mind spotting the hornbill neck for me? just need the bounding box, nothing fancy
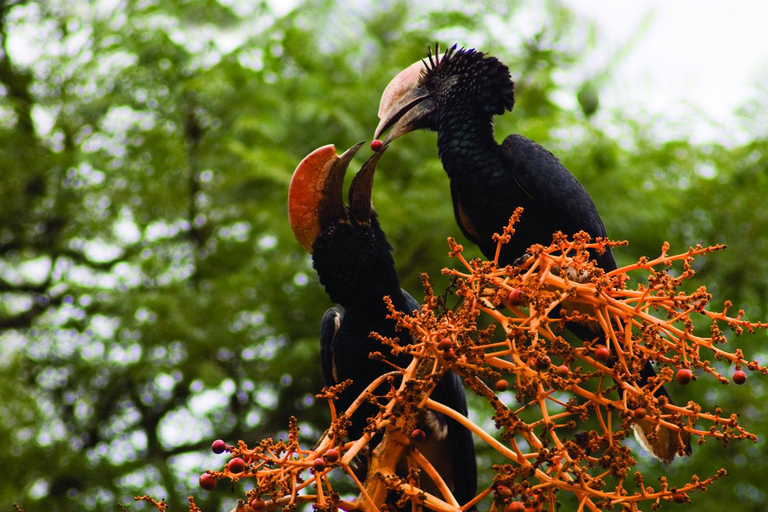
[311,217,408,313]
[436,104,502,179]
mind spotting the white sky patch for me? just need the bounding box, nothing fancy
[564,0,768,144]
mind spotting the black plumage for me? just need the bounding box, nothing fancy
[288,143,477,505]
[375,45,690,463]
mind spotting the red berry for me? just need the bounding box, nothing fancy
[325,448,340,463]
[508,289,525,303]
[370,139,383,152]
[507,502,525,512]
[633,407,647,421]
[672,492,686,503]
[536,355,551,371]
[312,457,327,472]
[555,364,569,377]
[227,457,246,474]
[437,338,453,351]
[733,370,747,385]
[199,472,217,491]
[410,428,426,442]
[442,348,457,362]
[211,439,227,454]
[496,485,512,498]
[594,347,610,363]
[249,498,266,511]
[495,379,509,392]
[676,368,693,385]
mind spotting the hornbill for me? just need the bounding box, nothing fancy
[374,45,690,463]
[288,142,477,505]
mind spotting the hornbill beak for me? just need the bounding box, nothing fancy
[288,142,387,253]
[348,144,387,225]
[374,58,436,145]
[288,142,364,253]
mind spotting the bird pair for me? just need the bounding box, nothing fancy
[289,44,691,509]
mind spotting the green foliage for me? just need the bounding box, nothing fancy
[0,0,766,510]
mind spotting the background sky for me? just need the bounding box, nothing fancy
[565,0,768,144]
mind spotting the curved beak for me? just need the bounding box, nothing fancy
[288,142,364,253]
[348,144,387,225]
[374,59,436,145]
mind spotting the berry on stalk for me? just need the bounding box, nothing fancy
[211,439,227,454]
[594,347,610,363]
[249,498,266,511]
[495,379,509,392]
[312,457,327,472]
[676,368,693,385]
[227,457,246,474]
[442,348,457,362]
[437,338,453,350]
[325,448,340,463]
[410,428,426,442]
[199,472,217,491]
[733,369,747,385]
[508,289,525,303]
[370,139,383,152]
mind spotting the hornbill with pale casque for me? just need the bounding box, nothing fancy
[374,45,690,463]
[288,142,477,505]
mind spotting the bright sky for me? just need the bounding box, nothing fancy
[564,0,768,144]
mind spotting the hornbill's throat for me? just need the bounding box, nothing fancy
[374,56,441,145]
[288,142,385,253]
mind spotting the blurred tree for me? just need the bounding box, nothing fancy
[0,0,765,510]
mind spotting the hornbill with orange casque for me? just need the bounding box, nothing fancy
[373,45,690,463]
[288,142,477,505]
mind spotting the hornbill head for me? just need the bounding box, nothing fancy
[374,44,516,144]
[288,143,395,304]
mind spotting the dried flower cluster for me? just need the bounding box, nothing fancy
[183,212,766,512]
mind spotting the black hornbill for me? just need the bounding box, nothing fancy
[288,142,477,505]
[374,45,690,463]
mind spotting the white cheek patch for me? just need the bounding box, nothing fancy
[423,410,449,441]
[332,313,341,383]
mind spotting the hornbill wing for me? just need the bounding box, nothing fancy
[502,137,691,462]
[500,134,617,270]
[320,306,343,387]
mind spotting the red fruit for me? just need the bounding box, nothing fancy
[495,379,509,392]
[211,439,227,454]
[633,407,647,421]
[437,338,453,351]
[555,365,569,377]
[536,355,551,371]
[199,472,217,491]
[325,448,340,463]
[672,492,686,503]
[508,289,525,303]
[507,502,525,512]
[733,370,747,385]
[442,348,457,362]
[496,485,513,498]
[312,457,327,472]
[676,368,693,385]
[227,457,246,474]
[370,139,383,152]
[594,347,610,363]
[249,498,266,511]
[410,428,426,442]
